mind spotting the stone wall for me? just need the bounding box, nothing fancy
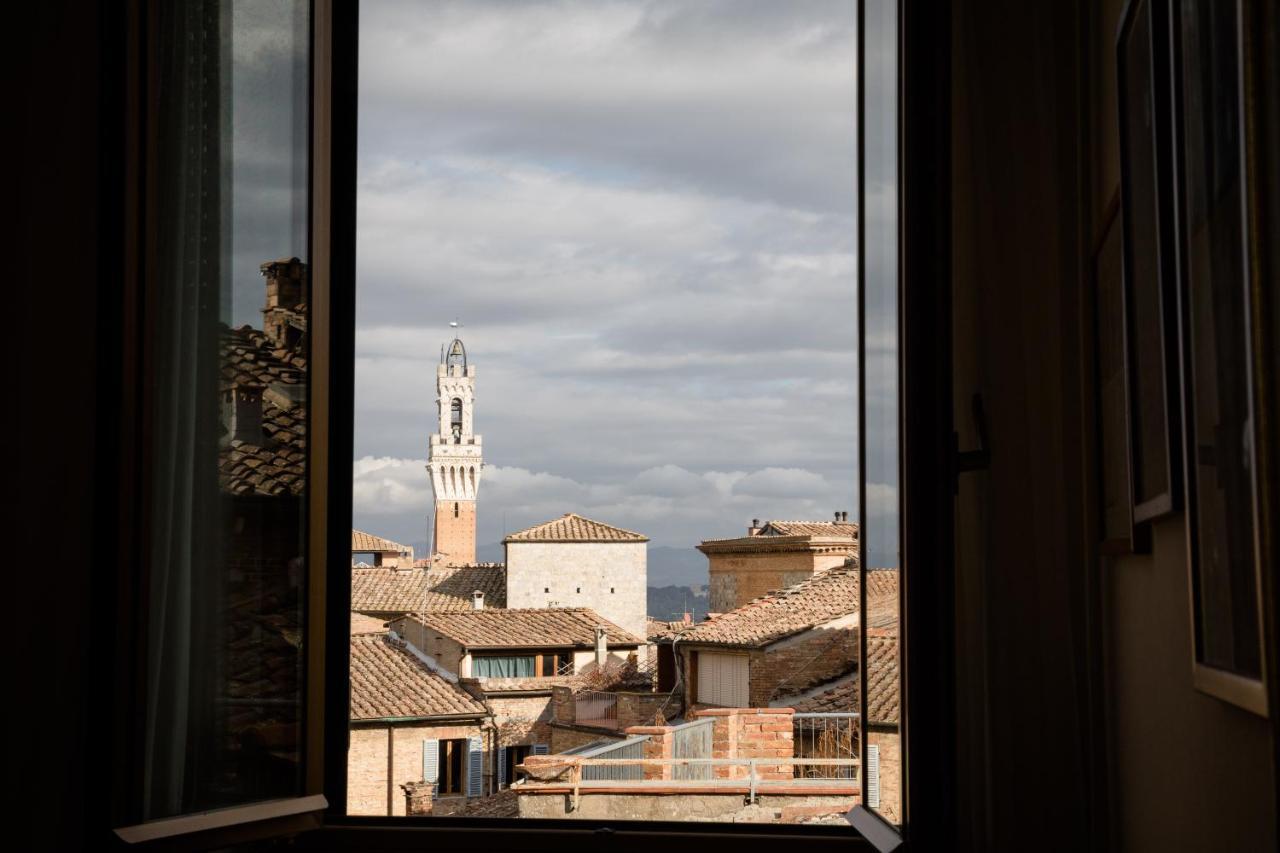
[347,721,486,816]
[517,792,858,823]
[706,549,851,613]
[868,729,901,824]
[505,540,647,640]
[487,693,555,748]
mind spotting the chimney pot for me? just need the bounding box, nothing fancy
[471,590,485,610]
[222,384,265,446]
[594,626,608,668]
[834,511,841,522]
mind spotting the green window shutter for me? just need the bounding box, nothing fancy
[467,735,484,797]
[498,746,508,789]
[423,739,439,784]
[866,743,881,809]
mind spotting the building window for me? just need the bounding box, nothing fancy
[695,652,749,707]
[503,745,532,788]
[454,501,459,518]
[451,397,463,442]
[472,655,536,678]
[437,738,467,796]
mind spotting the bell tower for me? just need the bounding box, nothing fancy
[428,336,482,565]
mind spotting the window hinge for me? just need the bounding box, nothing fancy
[953,392,990,494]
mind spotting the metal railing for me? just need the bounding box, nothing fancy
[670,718,714,780]
[520,757,860,811]
[561,735,650,781]
[791,712,859,779]
[574,690,619,725]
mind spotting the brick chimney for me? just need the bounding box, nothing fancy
[748,518,761,536]
[221,384,265,446]
[594,626,608,668]
[260,257,308,348]
[400,780,434,816]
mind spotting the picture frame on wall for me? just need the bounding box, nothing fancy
[1093,191,1149,556]
[1116,0,1183,526]
[1171,0,1268,716]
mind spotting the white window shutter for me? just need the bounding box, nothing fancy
[423,739,439,784]
[866,743,881,809]
[497,746,508,789]
[532,743,549,755]
[467,735,484,797]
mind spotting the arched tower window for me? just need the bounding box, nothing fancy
[451,397,463,443]
[454,502,459,518]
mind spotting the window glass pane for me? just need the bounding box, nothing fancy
[1176,0,1261,678]
[859,0,902,826]
[351,0,859,823]
[473,656,536,678]
[144,0,310,820]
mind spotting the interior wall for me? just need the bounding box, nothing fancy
[951,1,1277,852]
[1087,2,1277,851]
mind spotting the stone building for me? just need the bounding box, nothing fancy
[503,513,649,640]
[428,337,483,566]
[347,629,491,817]
[388,607,645,789]
[697,516,859,613]
[675,563,897,711]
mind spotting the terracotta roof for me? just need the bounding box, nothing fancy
[349,634,489,722]
[351,529,411,553]
[351,564,507,614]
[790,634,900,726]
[224,585,302,739]
[756,520,858,538]
[219,325,307,497]
[680,566,899,648]
[350,612,389,635]
[405,608,644,649]
[646,617,693,641]
[504,513,648,543]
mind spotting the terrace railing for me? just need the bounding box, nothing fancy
[574,690,619,727]
[669,718,714,780]
[791,712,859,779]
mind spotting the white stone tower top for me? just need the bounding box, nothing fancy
[429,337,482,500]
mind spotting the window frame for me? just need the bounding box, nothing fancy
[107,0,336,845]
[315,0,957,849]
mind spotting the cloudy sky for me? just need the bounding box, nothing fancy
[347,0,874,554]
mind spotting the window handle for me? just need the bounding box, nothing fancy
[953,392,990,494]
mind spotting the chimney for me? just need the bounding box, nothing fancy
[834,511,841,523]
[472,590,485,610]
[842,511,849,523]
[400,780,434,816]
[681,611,692,625]
[221,384,265,446]
[594,626,608,669]
[260,257,308,347]
[748,518,761,536]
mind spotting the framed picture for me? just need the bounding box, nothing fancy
[1093,191,1149,555]
[1116,0,1183,525]
[1171,0,1268,716]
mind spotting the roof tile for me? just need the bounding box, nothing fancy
[504,513,648,543]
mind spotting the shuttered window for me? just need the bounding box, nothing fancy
[696,652,749,707]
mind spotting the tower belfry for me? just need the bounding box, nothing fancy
[428,335,482,565]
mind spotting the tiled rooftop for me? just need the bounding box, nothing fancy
[350,612,389,635]
[755,520,859,538]
[219,325,307,497]
[349,634,488,722]
[405,608,644,649]
[503,513,649,543]
[680,565,898,648]
[351,529,411,554]
[351,564,507,614]
[790,633,900,726]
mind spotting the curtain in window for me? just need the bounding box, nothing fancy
[472,655,536,678]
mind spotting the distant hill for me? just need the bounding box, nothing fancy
[646,545,707,587]
[647,585,709,622]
